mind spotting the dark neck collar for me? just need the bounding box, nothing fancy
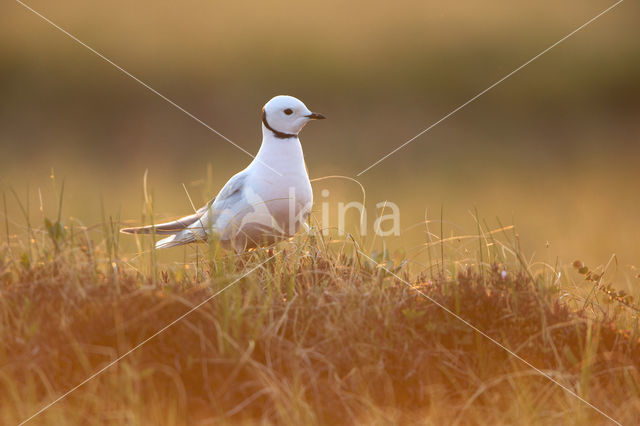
[262,110,297,139]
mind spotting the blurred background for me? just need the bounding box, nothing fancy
[1,0,639,274]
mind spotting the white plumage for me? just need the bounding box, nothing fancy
[121,95,324,251]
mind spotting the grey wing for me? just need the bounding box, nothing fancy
[212,170,248,209]
[122,171,248,247]
[190,170,248,232]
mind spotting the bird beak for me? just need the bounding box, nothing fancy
[305,112,326,120]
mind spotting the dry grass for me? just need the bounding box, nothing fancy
[3,1,640,423]
[1,203,640,425]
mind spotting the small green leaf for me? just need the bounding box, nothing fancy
[402,308,426,320]
[20,252,30,269]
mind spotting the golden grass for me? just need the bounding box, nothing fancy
[3,2,640,423]
[1,200,640,425]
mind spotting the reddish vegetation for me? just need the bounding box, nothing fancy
[2,246,639,424]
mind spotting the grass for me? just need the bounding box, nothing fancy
[1,189,640,425]
[3,1,639,423]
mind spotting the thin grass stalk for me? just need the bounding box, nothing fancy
[3,192,9,247]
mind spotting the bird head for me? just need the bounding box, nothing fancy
[262,95,325,138]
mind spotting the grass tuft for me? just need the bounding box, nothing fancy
[1,203,639,425]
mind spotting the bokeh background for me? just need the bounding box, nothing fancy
[2,1,639,275]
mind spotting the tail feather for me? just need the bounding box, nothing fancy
[155,231,201,249]
[120,210,205,235]
[121,208,209,249]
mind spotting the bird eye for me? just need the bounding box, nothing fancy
[284,108,293,115]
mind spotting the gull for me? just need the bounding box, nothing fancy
[121,95,325,251]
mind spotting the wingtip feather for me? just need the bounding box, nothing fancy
[155,234,178,249]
